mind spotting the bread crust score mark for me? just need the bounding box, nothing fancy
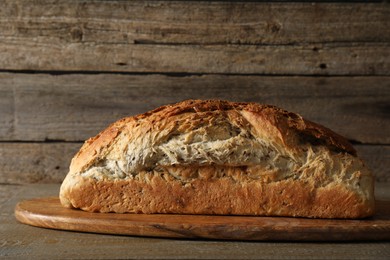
[60,100,375,218]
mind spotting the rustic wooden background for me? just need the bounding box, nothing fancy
[0,0,389,186]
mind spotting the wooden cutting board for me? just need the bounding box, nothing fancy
[15,197,390,241]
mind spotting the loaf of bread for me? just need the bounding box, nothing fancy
[60,100,375,218]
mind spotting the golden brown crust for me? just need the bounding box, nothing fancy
[60,99,374,219]
[70,100,356,175]
[61,167,374,218]
[69,118,129,174]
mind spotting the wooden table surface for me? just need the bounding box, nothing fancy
[1,183,389,259]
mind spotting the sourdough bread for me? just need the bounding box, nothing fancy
[60,100,375,218]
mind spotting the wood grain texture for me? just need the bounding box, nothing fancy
[355,145,390,183]
[0,143,388,184]
[0,1,388,74]
[14,197,390,241]
[1,40,388,75]
[0,142,80,184]
[0,73,388,143]
[2,184,389,259]
[1,1,388,45]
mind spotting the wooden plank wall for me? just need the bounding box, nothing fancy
[0,0,389,184]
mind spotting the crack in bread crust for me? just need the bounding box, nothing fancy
[60,99,374,218]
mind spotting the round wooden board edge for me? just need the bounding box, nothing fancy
[14,197,390,241]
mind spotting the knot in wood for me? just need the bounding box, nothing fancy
[70,27,83,42]
[266,21,282,33]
